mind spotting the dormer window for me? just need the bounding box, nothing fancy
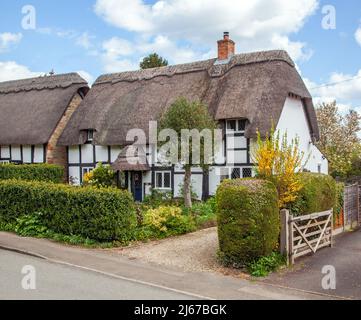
[87,129,94,142]
[226,119,246,133]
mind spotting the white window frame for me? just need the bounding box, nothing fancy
[226,119,246,133]
[220,167,253,180]
[155,171,172,190]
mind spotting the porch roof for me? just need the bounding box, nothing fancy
[111,146,150,172]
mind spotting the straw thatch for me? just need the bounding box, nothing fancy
[58,50,318,146]
[0,73,88,145]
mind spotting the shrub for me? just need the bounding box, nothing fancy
[253,129,306,209]
[83,162,115,188]
[143,188,173,208]
[288,173,337,216]
[14,212,48,237]
[142,206,196,238]
[188,197,217,228]
[0,163,63,183]
[0,179,136,241]
[216,178,280,266]
[247,252,286,277]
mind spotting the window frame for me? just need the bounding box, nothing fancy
[155,171,172,190]
[87,130,94,142]
[226,119,247,133]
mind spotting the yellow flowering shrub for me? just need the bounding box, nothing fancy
[143,206,195,237]
[253,129,307,209]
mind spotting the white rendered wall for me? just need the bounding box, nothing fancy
[68,146,80,164]
[33,145,44,163]
[276,97,328,174]
[11,146,21,161]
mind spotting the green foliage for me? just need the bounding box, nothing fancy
[140,53,168,69]
[247,252,286,277]
[189,197,217,228]
[334,182,344,218]
[83,162,115,188]
[0,163,64,183]
[216,179,280,266]
[0,179,137,241]
[288,173,337,216]
[143,188,174,208]
[15,212,48,237]
[142,206,196,238]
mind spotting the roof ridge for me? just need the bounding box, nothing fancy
[0,72,88,94]
[94,49,294,85]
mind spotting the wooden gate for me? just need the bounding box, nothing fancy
[280,209,333,265]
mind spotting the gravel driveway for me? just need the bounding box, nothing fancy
[115,227,247,277]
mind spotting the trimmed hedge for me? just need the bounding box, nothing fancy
[216,178,280,266]
[0,179,137,241]
[288,173,337,216]
[0,164,64,183]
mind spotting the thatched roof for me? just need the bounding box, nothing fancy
[58,50,319,146]
[0,73,89,145]
[111,145,150,171]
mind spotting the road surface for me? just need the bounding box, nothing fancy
[0,249,199,300]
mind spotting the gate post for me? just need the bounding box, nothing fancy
[280,209,290,265]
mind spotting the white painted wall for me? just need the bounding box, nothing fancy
[22,145,32,163]
[276,97,328,174]
[81,144,93,164]
[95,146,108,163]
[69,146,80,164]
[11,146,21,161]
[33,145,44,163]
[0,146,10,159]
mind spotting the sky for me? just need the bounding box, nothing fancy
[0,0,360,113]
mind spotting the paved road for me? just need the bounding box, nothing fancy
[264,228,361,299]
[0,250,198,300]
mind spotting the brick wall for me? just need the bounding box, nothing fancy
[46,93,83,181]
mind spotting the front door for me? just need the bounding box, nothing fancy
[132,172,143,202]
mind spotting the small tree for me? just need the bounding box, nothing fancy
[253,128,307,209]
[158,97,218,208]
[140,53,168,69]
[316,101,361,177]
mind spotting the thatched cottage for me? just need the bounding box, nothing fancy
[58,33,327,201]
[0,73,89,174]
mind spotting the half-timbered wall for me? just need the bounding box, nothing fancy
[0,145,46,164]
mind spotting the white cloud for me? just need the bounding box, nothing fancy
[0,33,22,53]
[0,61,42,82]
[95,0,318,65]
[76,32,95,50]
[304,70,361,113]
[355,27,361,46]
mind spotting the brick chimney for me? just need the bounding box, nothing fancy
[217,32,235,61]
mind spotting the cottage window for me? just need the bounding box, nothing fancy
[155,171,171,189]
[226,119,246,133]
[87,130,94,142]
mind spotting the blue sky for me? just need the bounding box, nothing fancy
[0,0,360,111]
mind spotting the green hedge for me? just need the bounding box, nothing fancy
[0,163,64,183]
[0,179,137,241]
[288,173,337,216]
[216,179,280,266]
